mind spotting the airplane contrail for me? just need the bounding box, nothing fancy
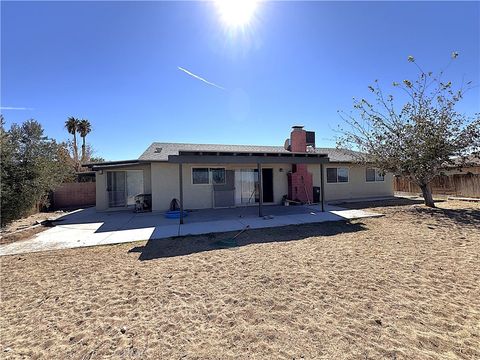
[177,66,225,90]
[0,106,33,110]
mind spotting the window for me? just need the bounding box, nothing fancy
[326,167,349,183]
[192,168,226,185]
[376,171,385,182]
[211,168,226,185]
[192,168,210,184]
[366,168,376,182]
[366,168,385,182]
[327,168,337,183]
[338,168,349,183]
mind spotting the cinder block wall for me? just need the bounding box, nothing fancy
[53,182,96,209]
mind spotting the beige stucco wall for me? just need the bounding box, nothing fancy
[95,161,394,211]
[150,162,291,211]
[95,164,151,211]
[308,163,394,201]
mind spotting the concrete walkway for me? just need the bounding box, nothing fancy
[0,205,382,256]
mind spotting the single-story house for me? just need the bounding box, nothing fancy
[87,126,393,216]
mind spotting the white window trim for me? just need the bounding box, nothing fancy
[191,167,211,185]
[191,167,226,185]
[366,168,385,182]
[210,167,227,185]
[326,166,349,184]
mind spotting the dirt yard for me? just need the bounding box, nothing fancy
[1,199,479,359]
[0,211,68,245]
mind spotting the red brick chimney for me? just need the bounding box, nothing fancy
[287,126,313,203]
[290,125,307,152]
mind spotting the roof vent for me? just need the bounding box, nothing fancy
[154,147,163,153]
[284,138,291,151]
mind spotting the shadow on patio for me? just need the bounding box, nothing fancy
[129,220,367,260]
[49,204,351,237]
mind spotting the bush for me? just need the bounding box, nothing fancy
[1,118,75,226]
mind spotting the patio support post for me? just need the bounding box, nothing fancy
[179,163,184,225]
[320,163,325,212]
[257,162,263,217]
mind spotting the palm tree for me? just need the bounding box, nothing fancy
[77,119,92,162]
[65,116,80,168]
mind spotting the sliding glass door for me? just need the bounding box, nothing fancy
[107,171,126,207]
[107,170,144,208]
[235,169,259,205]
[234,168,274,205]
[126,171,144,205]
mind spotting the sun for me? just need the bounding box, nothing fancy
[215,0,259,28]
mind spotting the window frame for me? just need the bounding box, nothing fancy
[106,170,144,208]
[375,171,385,182]
[191,167,226,185]
[366,167,385,182]
[210,167,226,185]
[366,168,376,182]
[192,168,210,185]
[326,167,349,184]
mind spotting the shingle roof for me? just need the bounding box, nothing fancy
[315,147,362,163]
[139,142,360,163]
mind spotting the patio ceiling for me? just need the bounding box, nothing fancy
[168,150,330,164]
[172,151,329,224]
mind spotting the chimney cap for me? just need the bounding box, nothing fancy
[292,125,304,130]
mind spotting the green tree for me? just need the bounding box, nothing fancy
[1,118,75,226]
[337,53,479,207]
[77,119,92,163]
[89,156,105,163]
[65,116,80,170]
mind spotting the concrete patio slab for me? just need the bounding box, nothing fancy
[330,209,384,219]
[150,224,181,239]
[0,204,382,256]
[179,219,245,237]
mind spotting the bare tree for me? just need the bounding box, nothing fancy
[337,53,479,207]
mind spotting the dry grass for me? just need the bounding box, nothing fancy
[1,200,479,359]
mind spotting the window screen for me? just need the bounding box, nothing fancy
[211,168,226,185]
[326,168,337,183]
[366,168,385,182]
[375,171,385,181]
[366,168,376,182]
[192,168,209,184]
[338,168,349,182]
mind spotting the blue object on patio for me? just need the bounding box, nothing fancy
[164,210,188,219]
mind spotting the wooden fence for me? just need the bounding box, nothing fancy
[394,172,480,198]
[52,182,96,209]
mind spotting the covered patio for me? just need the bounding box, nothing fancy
[168,149,331,224]
[0,204,382,256]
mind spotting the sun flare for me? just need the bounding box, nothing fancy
[215,0,259,28]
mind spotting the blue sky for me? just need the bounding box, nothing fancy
[2,1,479,161]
